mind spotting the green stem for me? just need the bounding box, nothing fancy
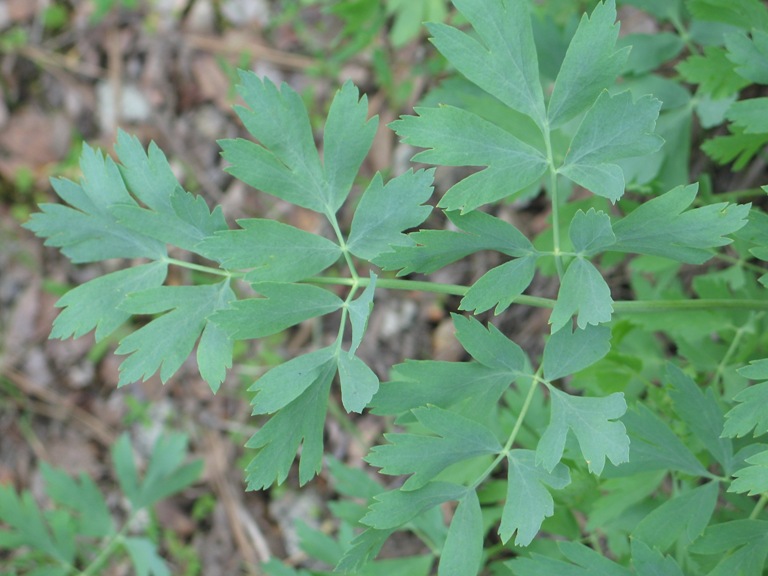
[750,493,768,519]
[163,257,241,278]
[80,519,133,575]
[326,209,360,282]
[471,368,544,491]
[543,122,564,279]
[305,276,768,313]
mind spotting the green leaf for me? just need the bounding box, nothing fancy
[371,360,512,417]
[702,128,768,170]
[611,184,751,264]
[439,490,484,576]
[337,352,379,413]
[559,91,663,202]
[23,144,166,263]
[689,520,768,576]
[391,106,547,212]
[220,74,374,213]
[508,540,631,576]
[724,359,768,438]
[619,404,710,477]
[676,46,750,99]
[335,528,393,574]
[459,255,537,315]
[666,364,734,473]
[549,258,614,333]
[50,261,167,342]
[323,81,379,210]
[347,170,434,261]
[123,537,170,576]
[619,32,684,76]
[547,0,629,128]
[376,209,534,275]
[725,98,768,134]
[542,324,612,381]
[361,482,467,530]
[115,281,235,386]
[197,219,341,282]
[426,0,546,128]
[453,314,529,375]
[500,449,570,546]
[630,540,684,576]
[632,482,719,551]
[688,0,768,30]
[249,347,337,414]
[348,273,376,355]
[40,464,113,538]
[366,405,501,490]
[245,360,335,489]
[211,282,343,340]
[569,208,616,255]
[730,449,768,495]
[726,30,768,83]
[537,388,629,474]
[112,433,201,511]
[0,485,75,564]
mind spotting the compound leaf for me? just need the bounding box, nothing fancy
[439,490,484,576]
[24,144,166,263]
[426,0,546,128]
[730,449,768,496]
[500,449,571,546]
[197,219,341,283]
[547,0,629,128]
[630,541,684,576]
[50,261,167,342]
[337,352,379,413]
[543,324,612,381]
[612,184,750,264]
[348,169,434,261]
[361,482,467,530]
[123,537,171,576]
[559,91,663,202]
[211,282,343,340]
[366,405,501,490]
[724,359,768,438]
[550,258,614,333]
[688,0,768,30]
[392,106,547,212]
[245,360,336,489]
[537,388,629,474]
[460,254,537,315]
[666,364,734,473]
[569,208,616,255]
[115,281,235,387]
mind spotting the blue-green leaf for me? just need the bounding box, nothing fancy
[537,388,629,474]
[550,258,614,333]
[439,490,484,576]
[500,449,570,546]
[459,255,537,315]
[361,482,467,530]
[348,170,434,261]
[197,219,341,282]
[337,352,379,413]
[542,324,612,381]
[559,91,663,202]
[211,283,343,340]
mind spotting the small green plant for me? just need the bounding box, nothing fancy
[0,433,201,575]
[20,0,768,573]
